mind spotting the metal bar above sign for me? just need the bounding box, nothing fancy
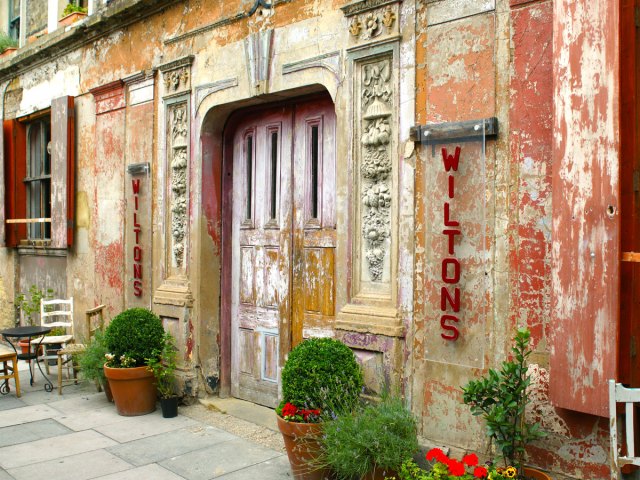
[410,117,498,145]
[127,162,150,176]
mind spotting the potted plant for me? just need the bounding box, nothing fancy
[0,32,17,58]
[461,328,549,480]
[319,395,418,479]
[146,332,179,418]
[276,337,363,480]
[14,285,55,356]
[77,330,112,402]
[103,308,164,416]
[59,2,88,27]
[398,449,528,480]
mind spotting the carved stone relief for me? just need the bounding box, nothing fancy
[168,103,189,269]
[164,67,190,92]
[158,55,194,97]
[343,1,400,44]
[360,59,392,281]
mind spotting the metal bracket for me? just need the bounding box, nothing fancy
[126,162,150,176]
[409,117,498,145]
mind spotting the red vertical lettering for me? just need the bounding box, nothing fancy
[442,258,460,284]
[444,203,459,226]
[442,146,461,172]
[448,175,454,199]
[133,280,142,297]
[132,179,140,194]
[134,246,142,262]
[135,195,139,211]
[440,287,461,312]
[440,315,459,341]
[133,213,141,228]
[133,263,142,280]
[442,229,461,255]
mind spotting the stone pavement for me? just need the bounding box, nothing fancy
[0,359,291,480]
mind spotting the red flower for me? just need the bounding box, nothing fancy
[462,453,479,467]
[281,402,298,418]
[473,466,488,478]
[426,448,447,463]
[300,409,321,421]
[447,458,466,476]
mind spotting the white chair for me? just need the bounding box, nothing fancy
[32,298,74,376]
[609,380,640,479]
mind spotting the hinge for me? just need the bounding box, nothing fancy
[634,169,640,192]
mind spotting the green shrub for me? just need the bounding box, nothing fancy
[146,332,178,398]
[62,3,88,16]
[0,32,17,54]
[278,337,363,416]
[78,330,108,383]
[103,308,164,368]
[320,396,418,479]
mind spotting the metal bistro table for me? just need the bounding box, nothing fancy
[1,326,53,392]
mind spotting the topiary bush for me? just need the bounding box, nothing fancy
[278,337,363,418]
[103,308,164,368]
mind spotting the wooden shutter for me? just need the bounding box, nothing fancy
[3,119,27,247]
[549,0,620,417]
[51,96,75,248]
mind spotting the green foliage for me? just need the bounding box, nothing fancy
[320,396,418,479]
[0,31,17,54]
[62,3,88,16]
[15,285,54,326]
[46,326,67,336]
[395,459,431,480]
[78,330,108,384]
[278,337,363,415]
[103,308,164,368]
[146,333,178,398]
[461,328,545,474]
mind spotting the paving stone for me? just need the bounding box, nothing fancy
[96,463,187,479]
[216,455,291,479]
[47,391,112,414]
[55,404,126,431]
[159,437,283,480]
[0,418,71,447]
[0,429,117,469]
[95,410,198,443]
[108,424,237,466]
[0,395,27,411]
[0,404,59,428]
[6,449,133,480]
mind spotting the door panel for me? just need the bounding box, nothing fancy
[230,97,335,407]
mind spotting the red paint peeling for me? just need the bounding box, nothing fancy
[95,242,124,290]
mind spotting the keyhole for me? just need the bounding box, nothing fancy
[606,205,616,218]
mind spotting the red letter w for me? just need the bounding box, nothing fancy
[442,146,461,172]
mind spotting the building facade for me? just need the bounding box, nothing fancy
[0,0,633,478]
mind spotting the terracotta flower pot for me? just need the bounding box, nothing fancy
[362,468,398,480]
[103,365,157,416]
[523,466,551,480]
[276,415,332,480]
[58,11,87,27]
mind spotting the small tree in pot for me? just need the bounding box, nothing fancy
[276,337,363,480]
[103,308,164,416]
[146,332,179,418]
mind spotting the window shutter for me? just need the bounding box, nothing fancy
[3,119,27,247]
[51,96,75,248]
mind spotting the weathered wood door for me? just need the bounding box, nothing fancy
[229,97,336,407]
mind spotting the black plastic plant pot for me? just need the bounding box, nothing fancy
[160,396,178,418]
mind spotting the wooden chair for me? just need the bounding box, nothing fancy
[57,304,106,394]
[32,298,74,377]
[609,380,640,479]
[0,344,20,397]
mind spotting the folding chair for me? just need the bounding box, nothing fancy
[609,380,640,479]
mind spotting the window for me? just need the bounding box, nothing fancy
[1,96,75,248]
[8,0,20,42]
[26,118,51,240]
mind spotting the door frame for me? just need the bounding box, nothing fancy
[219,92,334,400]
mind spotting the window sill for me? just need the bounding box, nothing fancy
[17,243,67,257]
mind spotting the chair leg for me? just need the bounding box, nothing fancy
[57,354,63,395]
[11,357,20,398]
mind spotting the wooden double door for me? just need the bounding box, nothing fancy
[228,97,336,407]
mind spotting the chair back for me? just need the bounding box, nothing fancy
[609,380,640,478]
[40,298,74,336]
[85,304,105,340]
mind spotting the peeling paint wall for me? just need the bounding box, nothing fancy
[0,0,627,477]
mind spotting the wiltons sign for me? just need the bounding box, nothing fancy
[440,146,462,341]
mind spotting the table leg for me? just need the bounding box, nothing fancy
[32,339,53,392]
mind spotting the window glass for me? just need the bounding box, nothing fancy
[26,118,51,240]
